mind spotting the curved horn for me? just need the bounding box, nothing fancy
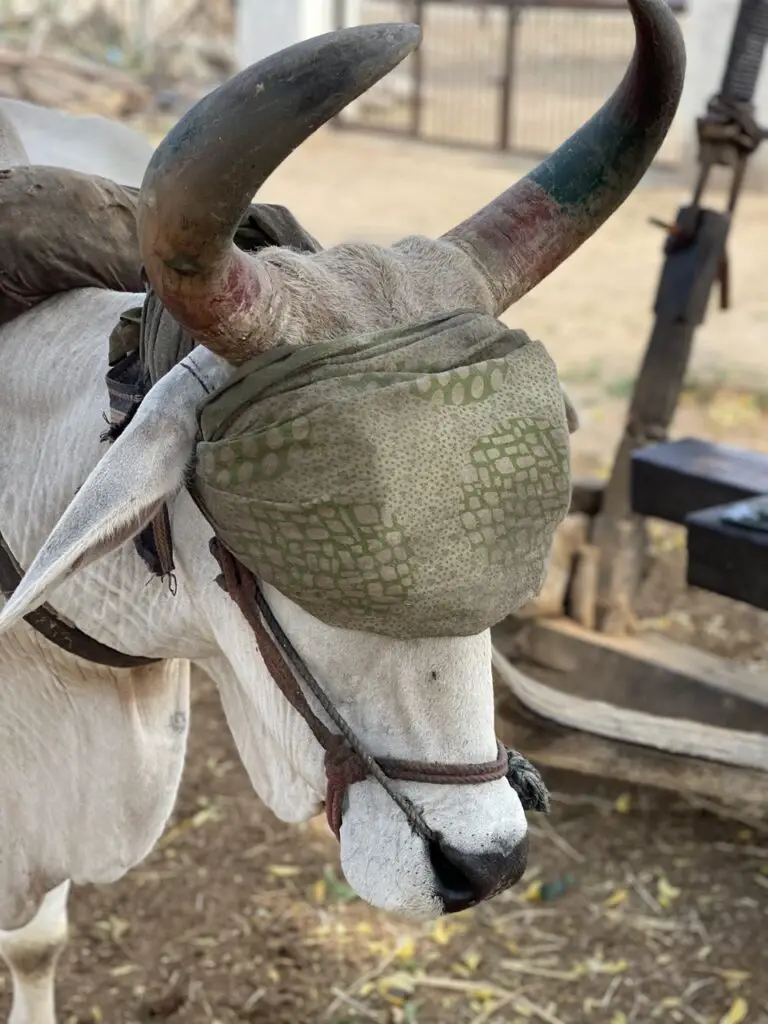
[137,24,421,362]
[443,0,685,315]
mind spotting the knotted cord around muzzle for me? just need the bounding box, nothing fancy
[210,539,550,843]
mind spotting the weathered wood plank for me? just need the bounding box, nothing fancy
[494,682,768,816]
[492,643,768,771]
[491,616,768,733]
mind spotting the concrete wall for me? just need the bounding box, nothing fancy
[676,0,768,189]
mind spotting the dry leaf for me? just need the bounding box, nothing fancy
[610,1014,627,1024]
[656,875,681,909]
[462,952,482,973]
[395,936,417,962]
[378,972,416,1006]
[267,864,301,878]
[428,918,465,945]
[109,964,138,978]
[591,957,628,976]
[190,805,221,828]
[716,969,751,991]
[523,880,542,902]
[719,996,748,1024]
[606,888,629,908]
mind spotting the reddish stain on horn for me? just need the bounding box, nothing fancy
[444,0,686,315]
[137,24,422,362]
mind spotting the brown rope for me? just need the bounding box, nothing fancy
[210,539,547,841]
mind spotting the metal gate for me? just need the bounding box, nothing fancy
[333,0,687,165]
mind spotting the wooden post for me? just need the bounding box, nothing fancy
[591,209,732,635]
[499,4,519,151]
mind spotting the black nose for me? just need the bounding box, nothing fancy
[429,834,529,913]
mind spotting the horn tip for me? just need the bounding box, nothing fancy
[355,20,422,57]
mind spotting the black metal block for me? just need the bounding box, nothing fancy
[687,496,768,611]
[631,437,768,524]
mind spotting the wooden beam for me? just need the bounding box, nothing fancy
[590,209,732,633]
[631,437,768,524]
[494,683,768,816]
[687,496,768,610]
[492,616,768,735]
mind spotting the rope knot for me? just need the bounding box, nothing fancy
[506,750,550,813]
[324,735,371,840]
[325,735,370,789]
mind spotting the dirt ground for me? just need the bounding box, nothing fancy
[25,657,768,1024]
[5,125,768,1023]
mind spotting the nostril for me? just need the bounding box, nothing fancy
[429,835,530,914]
[428,840,477,913]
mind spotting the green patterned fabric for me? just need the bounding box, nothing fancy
[193,310,573,638]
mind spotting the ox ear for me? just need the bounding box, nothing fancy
[0,349,233,633]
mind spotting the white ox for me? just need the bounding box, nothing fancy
[0,9,684,1024]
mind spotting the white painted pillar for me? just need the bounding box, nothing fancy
[676,0,768,189]
[234,0,407,120]
[234,0,362,69]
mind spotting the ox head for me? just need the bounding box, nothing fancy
[0,9,685,917]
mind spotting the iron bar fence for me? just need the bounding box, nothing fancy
[333,0,688,166]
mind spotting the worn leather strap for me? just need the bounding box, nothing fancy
[0,529,161,669]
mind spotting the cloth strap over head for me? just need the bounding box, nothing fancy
[192,309,574,639]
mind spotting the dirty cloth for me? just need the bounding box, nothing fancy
[0,164,319,332]
[192,310,574,638]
